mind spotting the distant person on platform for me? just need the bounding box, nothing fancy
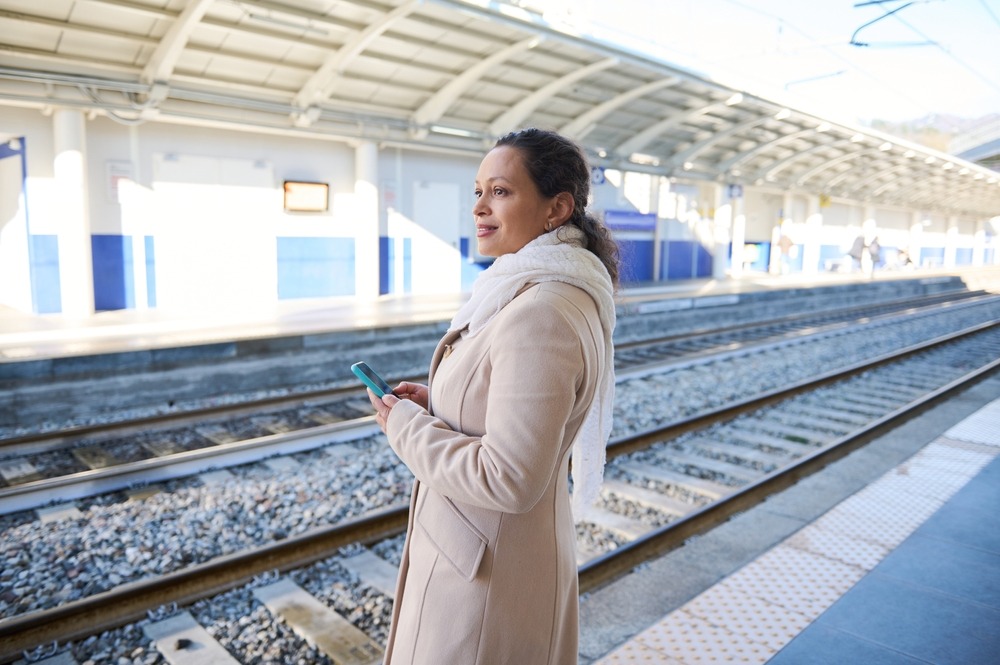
[897,247,914,269]
[366,127,620,664]
[778,220,795,275]
[848,220,881,276]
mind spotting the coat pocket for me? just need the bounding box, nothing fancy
[416,492,488,582]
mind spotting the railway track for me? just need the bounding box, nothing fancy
[581,321,1000,589]
[2,291,995,516]
[1,318,997,663]
[2,288,984,452]
[613,287,990,366]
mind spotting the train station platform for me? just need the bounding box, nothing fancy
[582,375,1000,664]
[2,267,998,365]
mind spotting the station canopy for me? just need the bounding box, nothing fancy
[1,0,999,219]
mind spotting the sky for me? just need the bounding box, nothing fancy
[528,0,1000,128]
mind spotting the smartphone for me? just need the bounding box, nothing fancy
[351,361,396,398]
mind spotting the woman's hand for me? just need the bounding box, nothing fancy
[366,389,398,433]
[366,382,428,433]
[392,381,429,409]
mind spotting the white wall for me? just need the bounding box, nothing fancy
[4,104,996,316]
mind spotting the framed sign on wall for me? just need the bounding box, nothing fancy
[283,180,329,213]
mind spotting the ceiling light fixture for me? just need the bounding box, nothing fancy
[429,125,478,138]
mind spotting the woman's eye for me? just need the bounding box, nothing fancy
[474,189,482,198]
[493,187,504,196]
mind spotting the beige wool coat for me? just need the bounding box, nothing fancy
[382,281,607,665]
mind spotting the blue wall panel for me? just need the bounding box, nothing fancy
[695,243,713,277]
[819,244,847,271]
[663,240,695,280]
[145,235,156,307]
[919,246,945,267]
[387,237,415,294]
[775,242,803,273]
[617,238,654,284]
[402,238,412,293]
[459,237,487,291]
[955,247,973,265]
[28,234,61,314]
[91,234,134,311]
[661,240,714,280]
[742,241,772,272]
[276,237,355,299]
[379,235,390,295]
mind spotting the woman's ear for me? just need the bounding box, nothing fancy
[548,192,575,228]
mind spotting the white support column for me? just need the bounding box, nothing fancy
[802,195,823,275]
[972,219,986,267]
[0,137,32,312]
[728,185,746,278]
[354,140,380,300]
[909,211,923,268]
[944,215,958,267]
[782,191,796,275]
[650,175,662,281]
[53,109,94,316]
[768,193,792,275]
[128,124,148,309]
[861,204,877,275]
[710,183,729,280]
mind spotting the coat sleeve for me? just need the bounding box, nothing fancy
[385,289,591,513]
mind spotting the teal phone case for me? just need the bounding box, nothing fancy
[351,361,393,397]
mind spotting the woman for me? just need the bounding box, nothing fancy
[367,128,619,664]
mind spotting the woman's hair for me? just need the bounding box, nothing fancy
[494,128,621,287]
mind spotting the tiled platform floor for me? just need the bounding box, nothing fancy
[596,398,1000,664]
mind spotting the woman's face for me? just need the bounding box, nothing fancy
[473,145,561,257]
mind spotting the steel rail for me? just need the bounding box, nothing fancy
[581,323,1000,592]
[4,291,989,456]
[0,506,409,663]
[606,319,999,458]
[612,287,990,351]
[0,418,382,515]
[0,381,393,453]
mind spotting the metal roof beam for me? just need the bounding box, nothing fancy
[292,0,420,113]
[613,102,716,158]
[715,127,820,175]
[885,174,999,215]
[824,155,896,190]
[850,161,923,197]
[412,36,541,138]
[141,0,214,86]
[488,57,619,136]
[795,146,878,187]
[667,113,772,170]
[560,76,679,140]
[755,138,851,183]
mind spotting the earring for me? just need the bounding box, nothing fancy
[545,222,553,232]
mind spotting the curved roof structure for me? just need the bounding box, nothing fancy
[1,0,998,218]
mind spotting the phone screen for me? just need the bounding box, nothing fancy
[351,362,395,398]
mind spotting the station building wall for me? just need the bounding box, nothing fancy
[3,109,500,314]
[1,107,996,315]
[378,148,481,295]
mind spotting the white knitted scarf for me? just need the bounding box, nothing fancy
[448,226,616,520]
